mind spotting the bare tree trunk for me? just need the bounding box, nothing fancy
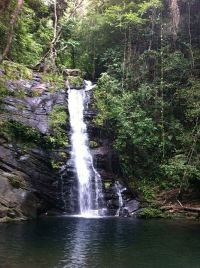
[149,9,156,50]
[0,0,24,63]
[160,11,165,160]
[188,1,194,69]
[122,29,127,91]
[170,0,180,41]
[47,0,58,72]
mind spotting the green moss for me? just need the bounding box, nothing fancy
[67,76,83,88]
[8,175,26,189]
[0,76,26,100]
[1,61,33,80]
[59,151,68,158]
[45,132,67,148]
[89,141,99,148]
[29,89,43,97]
[0,78,9,101]
[51,160,62,170]
[41,72,64,90]
[14,88,26,98]
[47,105,68,148]
[50,151,68,170]
[0,120,41,145]
[14,104,24,111]
[49,105,67,125]
[104,181,112,189]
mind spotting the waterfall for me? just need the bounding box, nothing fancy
[68,81,105,217]
[60,174,67,210]
[115,182,124,216]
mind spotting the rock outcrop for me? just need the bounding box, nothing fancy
[0,64,68,222]
[0,62,137,222]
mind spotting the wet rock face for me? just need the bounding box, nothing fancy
[0,170,39,222]
[2,76,66,134]
[103,181,139,216]
[119,199,140,217]
[0,139,62,212]
[0,72,68,222]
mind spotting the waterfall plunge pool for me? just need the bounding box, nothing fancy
[0,217,200,268]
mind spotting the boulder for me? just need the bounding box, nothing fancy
[30,83,47,96]
[66,76,84,89]
[0,70,70,222]
[0,171,39,222]
[125,199,140,214]
[63,69,81,77]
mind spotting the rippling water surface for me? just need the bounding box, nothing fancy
[0,217,200,268]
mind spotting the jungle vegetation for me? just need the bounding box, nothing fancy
[0,0,200,201]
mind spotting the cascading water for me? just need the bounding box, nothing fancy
[115,182,124,216]
[68,81,105,217]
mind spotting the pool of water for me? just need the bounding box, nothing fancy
[0,217,199,268]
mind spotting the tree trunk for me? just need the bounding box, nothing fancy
[0,0,24,63]
[0,0,11,13]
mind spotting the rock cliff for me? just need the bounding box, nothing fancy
[0,62,137,222]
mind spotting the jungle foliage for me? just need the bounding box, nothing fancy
[0,0,200,196]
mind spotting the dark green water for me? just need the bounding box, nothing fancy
[0,217,200,268]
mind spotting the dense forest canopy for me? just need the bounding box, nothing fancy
[0,0,200,202]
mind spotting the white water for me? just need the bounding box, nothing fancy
[60,174,67,211]
[68,81,104,217]
[115,182,124,216]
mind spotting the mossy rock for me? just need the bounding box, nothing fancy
[89,141,99,148]
[67,76,84,89]
[0,120,41,145]
[49,105,67,125]
[14,88,26,98]
[46,105,68,148]
[1,61,33,80]
[0,78,9,100]
[7,172,27,189]
[29,84,46,97]
[58,151,68,159]
[51,160,62,170]
[63,68,82,77]
[104,181,112,189]
[40,72,64,90]
[0,77,27,100]
[50,151,69,170]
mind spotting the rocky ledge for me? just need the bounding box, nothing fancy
[0,62,69,222]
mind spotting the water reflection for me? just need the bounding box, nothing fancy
[57,218,90,267]
[0,217,200,268]
[56,218,118,268]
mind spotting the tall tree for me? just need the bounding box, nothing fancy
[0,0,24,63]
